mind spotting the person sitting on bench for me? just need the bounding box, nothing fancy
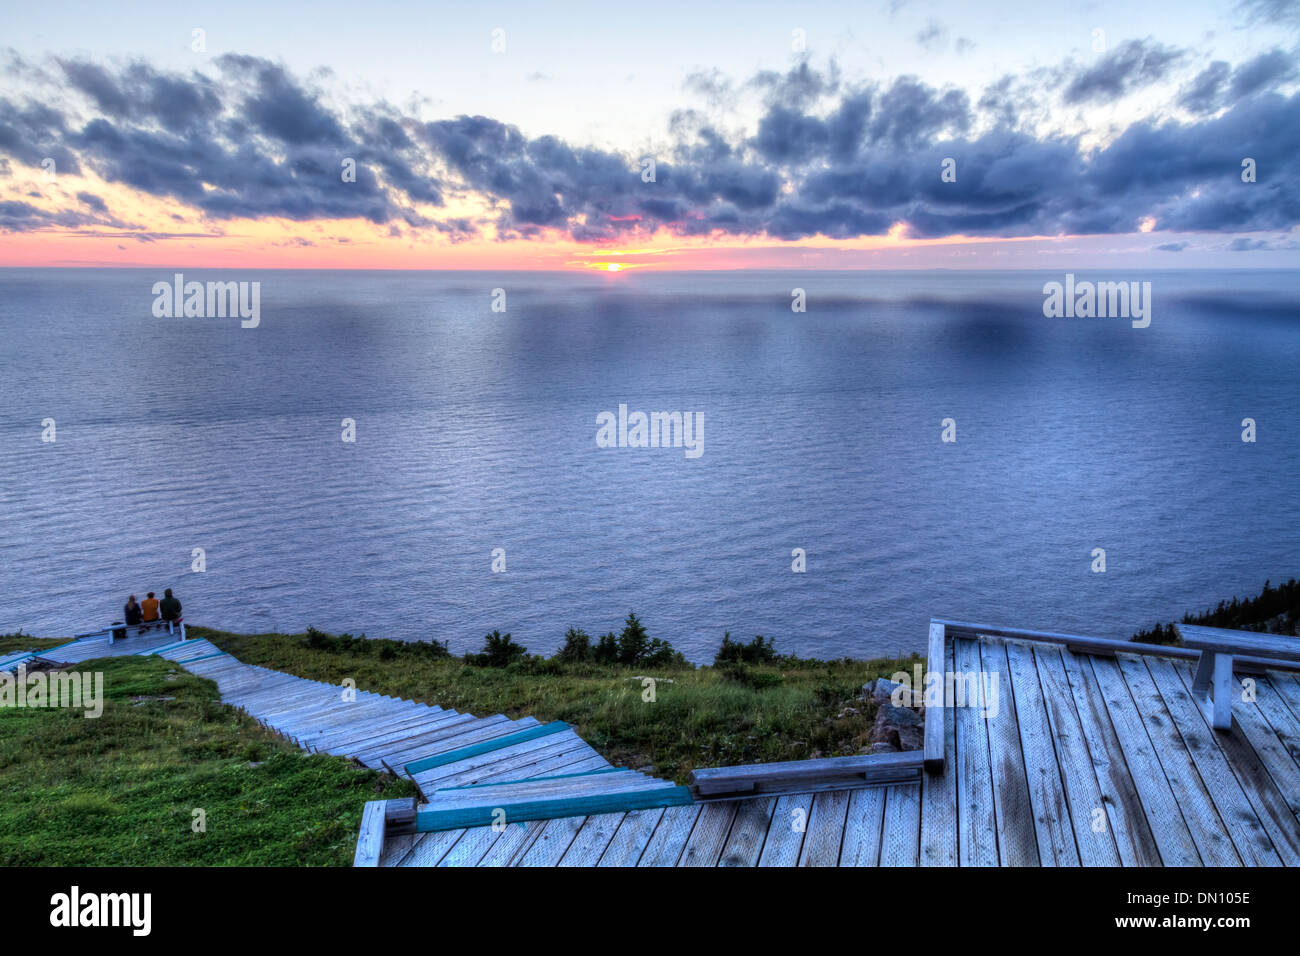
[124,595,142,632]
[159,588,182,629]
[140,592,160,631]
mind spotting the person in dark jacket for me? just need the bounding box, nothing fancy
[159,588,182,624]
[124,595,143,628]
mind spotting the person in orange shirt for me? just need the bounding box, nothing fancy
[140,592,160,631]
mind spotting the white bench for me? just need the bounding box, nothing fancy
[76,618,186,645]
[1176,623,1300,730]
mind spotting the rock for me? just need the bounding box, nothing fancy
[870,702,925,751]
[868,742,899,755]
[862,677,903,703]
[836,706,861,719]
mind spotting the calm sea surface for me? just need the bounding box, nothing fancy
[1,268,1297,662]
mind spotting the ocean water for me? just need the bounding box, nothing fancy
[0,268,1297,662]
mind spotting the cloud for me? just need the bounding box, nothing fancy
[1062,38,1185,104]
[1178,49,1298,113]
[1156,241,1188,251]
[0,52,1298,247]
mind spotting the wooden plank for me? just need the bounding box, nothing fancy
[378,830,416,867]
[679,801,738,866]
[1244,674,1300,813]
[436,826,503,867]
[1178,668,1300,862]
[394,829,462,867]
[689,750,920,798]
[717,798,777,867]
[839,787,887,866]
[798,789,851,866]
[478,820,545,866]
[405,721,570,774]
[756,793,812,866]
[1177,624,1300,661]
[1058,646,1162,866]
[879,783,922,866]
[1032,645,1122,865]
[352,800,386,866]
[597,808,667,866]
[557,813,628,867]
[1112,654,1241,865]
[920,635,959,866]
[636,805,702,867]
[412,732,590,788]
[1001,641,1077,866]
[952,637,998,865]
[413,786,694,832]
[924,620,946,772]
[1086,654,1201,866]
[1145,658,1284,865]
[514,815,586,866]
[979,641,1040,866]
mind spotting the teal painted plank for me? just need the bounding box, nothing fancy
[437,766,625,791]
[172,651,230,665]
[415,786,695,833]
[405,721,570,775]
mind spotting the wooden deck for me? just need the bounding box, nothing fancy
[25,625,1300,866]
[377,629,1300,866]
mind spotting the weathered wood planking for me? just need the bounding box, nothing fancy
[756,793,813,866]
[1086,654,1201,866]
[1031,645,1122,865]
[1058,646,1162,867]
[597,808,667,866]
[920,635,958,866]
[924,620,947,772]
[1113,655,1242,865]
[636,805,703,867]
[717,798,777,867]
[840,786,887,866]
[798,789,851,866]
[678,802,738,867]
[1152,659,1291,865]
[353,801,387,866]
[979,641,1039,866]
[953,637,999,865]
[879,784,921,866]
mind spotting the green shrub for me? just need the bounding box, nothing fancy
[466,630,527,668]
[714,632,779,665]
[557,628,592,663]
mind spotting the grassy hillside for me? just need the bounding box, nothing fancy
[0,655,412,866]
[196,625,919,781]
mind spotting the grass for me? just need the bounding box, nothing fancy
[195,625,920,781]
[0,632,69,655]
[0,654,413,866]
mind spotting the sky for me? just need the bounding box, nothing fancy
[1,0,1298,269]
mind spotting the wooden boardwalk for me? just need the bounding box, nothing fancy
[373,631,1300,866]
[24,625,1300,866]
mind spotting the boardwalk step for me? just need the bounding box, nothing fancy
[414,783,694,833]
[404,721,570,776]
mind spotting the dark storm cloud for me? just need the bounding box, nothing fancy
[0,51,1297,244]
[1062,38,1186,104]
[1178,49,1299,113]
